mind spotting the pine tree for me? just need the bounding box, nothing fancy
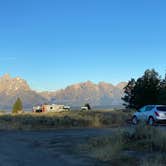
[122,69,161,109]
[158,73,166,104]
[12,98,23,113]
[122,78,136,108]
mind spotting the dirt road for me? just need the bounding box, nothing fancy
[0,128,114,166]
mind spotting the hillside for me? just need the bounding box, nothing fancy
[0,74,47,109]
[40,81,127,108]
[0,74,126,109]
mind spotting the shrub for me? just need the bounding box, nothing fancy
[125,123,166,152]
[12,98,23,114]
[80,123,166,163]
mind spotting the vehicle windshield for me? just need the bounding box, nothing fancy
[157,106,166,112]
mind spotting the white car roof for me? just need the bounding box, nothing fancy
[145,105,166,107]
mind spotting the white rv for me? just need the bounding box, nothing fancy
[33,104,71,113]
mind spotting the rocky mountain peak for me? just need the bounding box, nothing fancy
[1,73,11,80]
[0,74,47,109]
[40,81,127,107]
[99,82,114,88]
[0,74,30,93]
[116,82,127,89]
[84,80,94,85]
[0,74,127,109]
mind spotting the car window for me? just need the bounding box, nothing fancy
[139,107,146,112]
[157,106,166,112]
[145,106,154,111]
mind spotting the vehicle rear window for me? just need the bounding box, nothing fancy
[157,106,166,112]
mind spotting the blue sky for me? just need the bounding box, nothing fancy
[0,0,166,91]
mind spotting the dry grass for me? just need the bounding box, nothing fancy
[80,123,166,165]
[81,131,125,161]
[140,154,166,166]
[125,123,166,152]
[0,110,131,130]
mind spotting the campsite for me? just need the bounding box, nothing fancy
[0,110,165,166]
[0,0,166,165]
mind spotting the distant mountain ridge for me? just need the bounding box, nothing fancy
[40,81,127,108]
[0,74,127,110]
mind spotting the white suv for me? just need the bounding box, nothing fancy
[132,105,166,125]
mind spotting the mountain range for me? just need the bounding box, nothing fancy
[0,74,127,110]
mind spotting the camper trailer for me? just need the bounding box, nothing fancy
[33,104,71,113]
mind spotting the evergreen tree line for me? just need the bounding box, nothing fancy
[122,69,166,109]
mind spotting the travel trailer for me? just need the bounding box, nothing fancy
[33,104,71,113]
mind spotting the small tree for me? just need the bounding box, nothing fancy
[12,97,23,113]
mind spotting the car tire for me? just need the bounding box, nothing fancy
[132,116,138,125]
[148,117,155,126]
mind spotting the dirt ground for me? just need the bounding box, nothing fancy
[0,128,114,166]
